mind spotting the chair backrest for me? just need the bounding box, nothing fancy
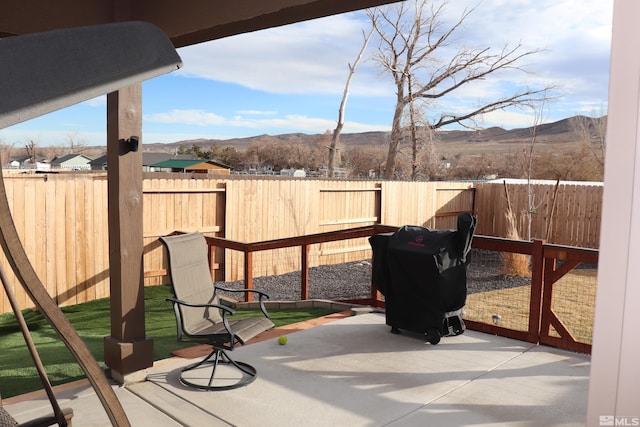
[160,232,223,328]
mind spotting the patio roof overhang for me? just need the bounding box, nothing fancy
[0,0,398,47]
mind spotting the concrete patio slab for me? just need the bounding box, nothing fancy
[3,380,182,426]
[4,312,591,426]
[135,312,590,427]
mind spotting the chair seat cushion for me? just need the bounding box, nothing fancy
[186,317,275,344]
[230,317,276,344]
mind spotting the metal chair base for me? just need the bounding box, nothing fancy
[180,348,257,391]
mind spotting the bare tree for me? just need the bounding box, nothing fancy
[399,95,441,180]
[522,101,546,241]
[25,138,38,168]
[590,111,607,172]
[569,115,592,145]
[345,144,388,178]
[569,112,607,176]
[66,131,87,154]
[0,137,14,168]
[368,0,554,179]
[328,27,374,177]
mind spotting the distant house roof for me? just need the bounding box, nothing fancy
[53,154,91,163]
[8,155,49,169]
[10,155,32,163]
[149,159,231,173]
[149,159,209,169]
[89,154,108,166]
[142,152,195,166]
[51,154,91,168]
[87,153,196,169]
[10,155,48,162]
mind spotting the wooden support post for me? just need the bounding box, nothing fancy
[301,244,310,300]
[103,84,153,378]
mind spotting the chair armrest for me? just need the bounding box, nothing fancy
[214,285,270,299]
[167,297,240,343]
[166,297,235,315]
[213,286,271,318]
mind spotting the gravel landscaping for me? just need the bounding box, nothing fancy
[216,249,530,302]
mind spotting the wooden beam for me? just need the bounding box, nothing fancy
[1,0,403,51]
[2,0,398,47]
[0,0,113,36]
[103,84,154,377]
[132,0,400,47]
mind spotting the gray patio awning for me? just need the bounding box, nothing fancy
[0,21,182,128]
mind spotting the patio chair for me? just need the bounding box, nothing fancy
[160,232,275,390]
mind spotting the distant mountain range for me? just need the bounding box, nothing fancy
[143,115,603,157]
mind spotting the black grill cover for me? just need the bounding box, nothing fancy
[370,213,476,334]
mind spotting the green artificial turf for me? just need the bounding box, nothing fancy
[0,285,336,398]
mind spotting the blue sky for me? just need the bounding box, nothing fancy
[1,0,614,147]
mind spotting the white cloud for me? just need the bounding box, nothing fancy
[479,109,541,129]
[143,108,389,135]
[144,109,225,126]
[175,0,611,119]
[177,12,390,97]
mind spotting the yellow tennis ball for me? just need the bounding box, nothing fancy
[277,335,288,345]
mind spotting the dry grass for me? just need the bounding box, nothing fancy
[502,209,531,277]
[549,269,597,343]
[465,285,531,331]
[464,268,597,344]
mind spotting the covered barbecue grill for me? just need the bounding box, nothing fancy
[369,213,476,344]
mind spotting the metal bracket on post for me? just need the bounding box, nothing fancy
[127,136,140,152]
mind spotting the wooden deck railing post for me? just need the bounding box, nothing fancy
[244,249,253,302]
[207,241,215,278]
[301,244,310,300]
[528,238,545,344]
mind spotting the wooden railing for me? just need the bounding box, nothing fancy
[200,224,398,300]
[160,224,398,302]
[179,226,597,354]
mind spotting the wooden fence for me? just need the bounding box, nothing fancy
[474,181,603,249]
[143,176,475,285]
[0,173,602,315]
